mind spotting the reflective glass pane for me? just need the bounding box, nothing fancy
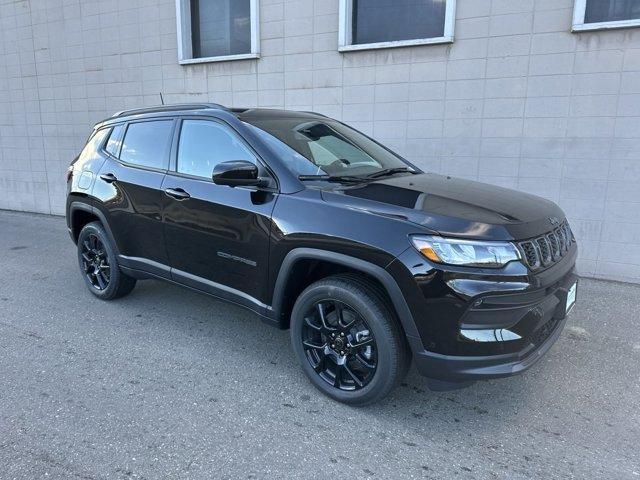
[352,0,447,45]
[177,120,256,178]
[120,121,173,169]
[191,0,251,58]
[79,128,110,163]
[585,0,640,23]
[243,117,408,177]
[105,124,124,157]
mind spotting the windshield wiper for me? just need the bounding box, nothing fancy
[365,167,416,179]
[298,167,416,183]
[298,174,369,184]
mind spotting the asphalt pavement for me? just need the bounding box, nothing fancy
[0,210,638,479]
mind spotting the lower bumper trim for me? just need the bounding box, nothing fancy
[409,314,568,383]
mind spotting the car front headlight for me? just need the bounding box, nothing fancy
[411,235,521,268]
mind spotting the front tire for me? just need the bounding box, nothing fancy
[290,275,410,406]
[77,222,136,300]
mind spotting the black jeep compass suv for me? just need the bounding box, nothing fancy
[66,103,578,405]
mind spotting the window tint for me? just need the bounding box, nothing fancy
[585,0,640,23]
[105,124,124,157]
[191,0,251,58]
[352,0,447,44]
[243,118,409,177]
[246,124,320,176]
[120,120,173,169]
[177,120,256,178]
[78,128,111,163]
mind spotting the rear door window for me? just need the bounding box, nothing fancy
[120,120,174,170]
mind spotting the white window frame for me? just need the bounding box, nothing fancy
[572,0,640,32]
[338,0,456,52]
[175,0,260,65]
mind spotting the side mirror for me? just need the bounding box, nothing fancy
[212,160,268,188]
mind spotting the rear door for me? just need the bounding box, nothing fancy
[162,117,277,308]
[94,118,176,276]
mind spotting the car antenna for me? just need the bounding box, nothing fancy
[159,92,165,105]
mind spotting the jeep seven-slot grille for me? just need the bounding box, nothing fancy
[518,222,574,271]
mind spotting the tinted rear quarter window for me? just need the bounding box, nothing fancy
[105,124,125,157]
[78,128,111,163]
[120,120,174,170]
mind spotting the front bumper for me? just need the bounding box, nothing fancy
[387,241,578,386]
[409,272,576,383]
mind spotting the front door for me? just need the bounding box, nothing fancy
[162,118,277,310]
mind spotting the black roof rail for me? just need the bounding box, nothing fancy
[111,103,229,118]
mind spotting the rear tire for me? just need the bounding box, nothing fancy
[290,274,410,406]
[77,222,136,300]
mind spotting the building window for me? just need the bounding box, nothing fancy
[573,0,640,31]
[175,0,260,64]
[338,0,456,52]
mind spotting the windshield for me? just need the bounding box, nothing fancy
[243,117,412,177]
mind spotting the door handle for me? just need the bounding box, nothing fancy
[164,188,191,200]
[99,173,117,183]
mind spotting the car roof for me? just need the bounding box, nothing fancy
[95,104,328,128]
[236,108,329,121]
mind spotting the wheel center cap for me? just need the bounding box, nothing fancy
[334,337,345,351]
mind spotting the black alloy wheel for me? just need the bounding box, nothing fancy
[81,233,110,290]
[301,300,377,391]
[291,274,410,405]
[77,221,136,300]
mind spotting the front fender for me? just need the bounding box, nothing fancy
[270,247,421,344]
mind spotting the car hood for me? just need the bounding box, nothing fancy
[319,173,565,241]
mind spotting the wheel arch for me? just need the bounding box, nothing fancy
[271,248,420,341]
[68,202,120,255]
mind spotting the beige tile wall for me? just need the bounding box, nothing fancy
[1,0,640,282]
